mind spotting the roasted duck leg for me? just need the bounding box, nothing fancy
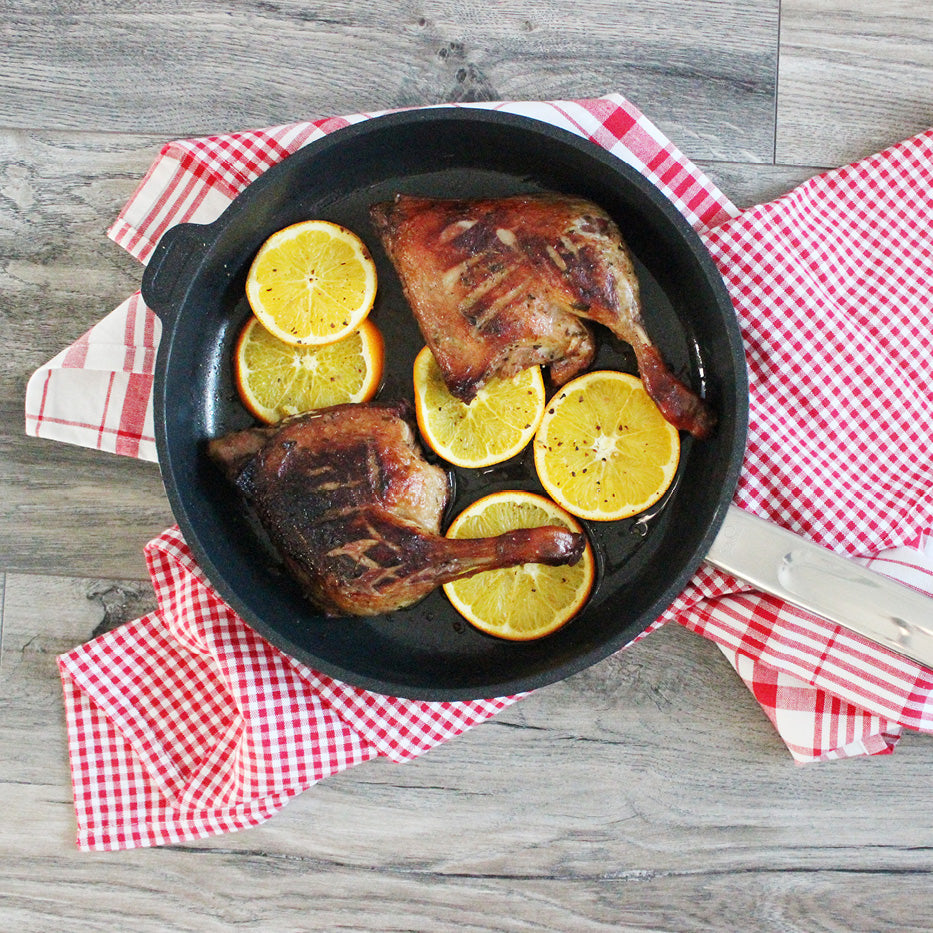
[208,401,585,616]
[370,193,715,438]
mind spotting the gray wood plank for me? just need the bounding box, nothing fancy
[2,837,932,933]
[777,0,933,166]
[3,572,933,931]
[699,160,821,210]
[0,0,779,163]
[0,130,173,578]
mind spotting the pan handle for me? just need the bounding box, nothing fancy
[705,505,933,670]
[140,222,214,322]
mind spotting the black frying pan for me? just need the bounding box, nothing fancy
[141,108,748,700]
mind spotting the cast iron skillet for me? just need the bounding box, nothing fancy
[141,108,748,700]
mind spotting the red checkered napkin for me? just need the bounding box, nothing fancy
[58,527,517,850]
[24,291,160,460]
[32,95,933,850]
[663,129,933,760]
[708,535,933,762]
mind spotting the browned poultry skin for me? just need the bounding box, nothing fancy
[370,193,715,438]
[207,401,585,617]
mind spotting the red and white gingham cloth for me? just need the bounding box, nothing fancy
[28,95,933,850]
[60,526,518,848]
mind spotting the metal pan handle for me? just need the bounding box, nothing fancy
[141,222,214,322]
[705,505,933,670]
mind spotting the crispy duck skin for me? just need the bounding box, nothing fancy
[207,401,585,617]
[370,193,715,439]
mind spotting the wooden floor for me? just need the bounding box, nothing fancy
[3,2,933,929]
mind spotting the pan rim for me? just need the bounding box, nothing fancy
[147,107,749,701]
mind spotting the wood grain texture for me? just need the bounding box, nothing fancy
[0,130,173,578]
[3,573,933,932]
[4,2,933,929]
[0,0,779,161]
[777,0,933,166]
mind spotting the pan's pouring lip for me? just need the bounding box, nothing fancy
[146,106,749,702]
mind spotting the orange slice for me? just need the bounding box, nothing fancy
[412,347,546,468]
[443,490,595,640]
[234,316,383,423]
[533,370,680,521]
[245,220,377,346]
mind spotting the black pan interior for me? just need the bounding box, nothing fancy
[147,109,748,700]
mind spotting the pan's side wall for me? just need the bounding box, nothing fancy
[151,111,748,699]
